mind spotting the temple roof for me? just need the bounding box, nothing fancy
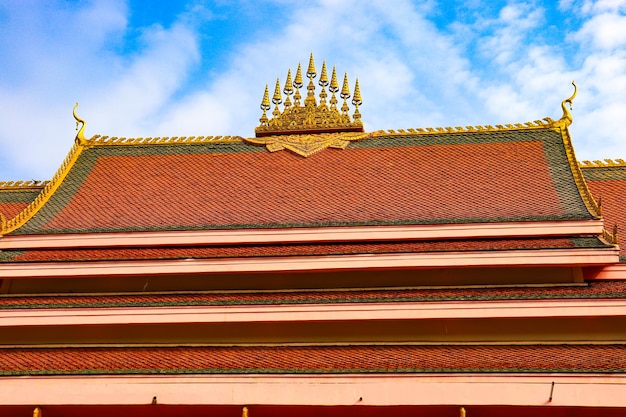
[581,161,626,261]
[0,125,599,236]
[1,344,625,375]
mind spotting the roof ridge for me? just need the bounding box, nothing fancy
[579,159,626,168]
[0,180,49,190]
[375,118,557,137]
[88,134,244,146]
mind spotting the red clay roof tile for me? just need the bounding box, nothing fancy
[0,280,624,310]
[0,344,624,375]
[13,130,593,234]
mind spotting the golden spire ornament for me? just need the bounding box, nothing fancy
[352,78,362,121]
[293,63,303,106]
[305,53,317,107]
[272,78,282,118]
[329,66,339,110]
[259,84,271,126]
[283,69,293,109]
[340,73,351,117]
[319,61,329,106]
[254,55,364,137]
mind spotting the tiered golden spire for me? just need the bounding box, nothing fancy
[255,53,364,136]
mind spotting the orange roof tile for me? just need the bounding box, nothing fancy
[1,280,623,310]
[10,129,595,235]
[1,345,624,375]
[582,166,626,261]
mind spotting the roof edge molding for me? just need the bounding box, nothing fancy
[0,220,606,250]
[0,142,84,235]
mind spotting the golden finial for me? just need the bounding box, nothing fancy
[306,52,317,79]
[460,407,466,417]
[340,73,351,99]
[329,66,339,110]
[283,69,293,109]
[319,61,329,87]
[294,63,303,106]
[260,84,271,110]
[305,53,317,107]
[352,78,362,122]
[352,78,362,106]
[319,61,329,105]
[272,78,282,118]
[242,407,248,417]
[33,407,42,417]
[73,102,87,145]
[294,63,303,88]
[560,81,577,127]
[272,78,282,105]
[259,84,270,126]
[340,72,351,116]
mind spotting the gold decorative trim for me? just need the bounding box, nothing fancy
[579,159,626,168]
[1,142,84,235]
[601,224,619,246]
[373,118,556,137]
[87,135,243,146]
[255,53,363,136]
[0,180,49,190]
[245,131,372,157]
[558,118,602,219]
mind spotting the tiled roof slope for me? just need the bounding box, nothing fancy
[0,188,42,220]
[0,237,607,263]
[582,165,626,261]
[1,345,625,375]
[9,128,594,234]
[0,280,623,310]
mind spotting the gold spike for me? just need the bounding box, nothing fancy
[460,407,466,417]
[284,69,294,95]
[283,69,293,109]
[329,66,339,111]
[260,84,271,110]
[272,78,282,105]
[319,61,329,87]
[33,407,42,417]
[293,63,303,106]
[305,54,317,107]
[352,78,362,106]
[306,52,316,79]
[73,102,87,145]
[329,66,339,93]
[294,63,303,88]
[242,407,248,417]
[259,84,270,126]
[340,73,351,99]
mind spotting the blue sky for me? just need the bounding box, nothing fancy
[2,0,626,180]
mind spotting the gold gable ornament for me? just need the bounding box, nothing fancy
[254,53,364,134]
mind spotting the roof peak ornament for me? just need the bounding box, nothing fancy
[73,102,87,145]
[559,81,577,127]
[255,53,364,137]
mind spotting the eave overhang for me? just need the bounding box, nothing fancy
[0,220,606,251]
[0,247,618,278]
